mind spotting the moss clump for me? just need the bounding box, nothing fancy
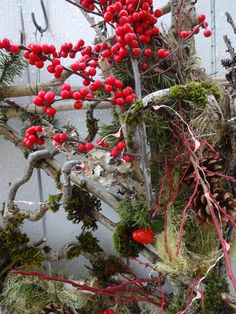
[1,273,97,314]
[113,223,143,258]
[64,184,101,230]
[0,213,43,271]
[47,193,62,212]
[67,232,103,260]
[203,273,234,314]
[91,256,128,283]
[169,81,222,107]
[121,101,143,127]
[54,169,62,190]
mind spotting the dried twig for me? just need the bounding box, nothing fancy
[225,12,236,35]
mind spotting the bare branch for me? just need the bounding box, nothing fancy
[225,12,236,35]
[1,70,72,98]
[222,293,236,309]
[132,59,154,208]
[223,35,236,60]
[161,1,171,15]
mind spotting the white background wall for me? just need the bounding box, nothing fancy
[0,0,236,283]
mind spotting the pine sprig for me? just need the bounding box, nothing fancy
[0,51,26,88]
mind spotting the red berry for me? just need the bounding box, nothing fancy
[55,64,63,73]
[74,101,83,109]
[9,44,20,53]
[38,90,46,99]
[47,65,55,73]
[123,154,134,162]
[46,106,56,117]
[116,98,125,106]
[144,48,152,57]
[117,141,126,150]
[85,142,94,151]
[44,91,55,103]
[104,84,113,93]
[62,83,71,91]
[2,38,10,50]
[33,96,43,106]
[53,134,61,142]
[61,90,70,99]
[157,48,165,58]
[36,137,45,145]
[35,61,44,68]
[132,228,154,244]
[77,143,86,153]
[111,147,120,157]
[154,9,163,18]
[104,12,113,22]
[179,31,188,38]
[192,26,200,34]
[80,87,89,96]
[59,133,67,142]
[28,134,37,143]
[198,14,206,23]
[164,50,170,58]
[132,48,140,56]
[35,126,43,132]
[203,29,212,37]
[73,91,82,100]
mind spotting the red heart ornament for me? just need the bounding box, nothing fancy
[132,228,154,244]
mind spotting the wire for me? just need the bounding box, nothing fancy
[210,0,217,76]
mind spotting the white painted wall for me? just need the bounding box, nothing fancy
[0,0,235,283]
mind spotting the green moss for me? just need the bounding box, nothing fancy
[54,169,62,190]
[112,223,143,258]
[64,184,101,231]
[169,81,223,107]
[0,212,43,271]
[47,193,62,212]
[67,232,103,260]
[121,101,143,127]
[203,273,233,314]
[91,256,128,283]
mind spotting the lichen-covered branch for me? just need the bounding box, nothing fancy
[0,124,160,264]
[4,149,54,217]
[61,160,80,203]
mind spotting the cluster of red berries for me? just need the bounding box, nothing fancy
[179,14,212,39]
[77,142,94,153]
[110,141,134,162]
[22,126,44,149]
[96,137,110,148]
[52,133,67,145]
[104,76,136,106]
[0,38,20,53]
[58,40,85,58]
[60,83,94,110]
[23,43,56,69]
[98,310,115,314]
[100,0,166,63]
[33,90,56,117]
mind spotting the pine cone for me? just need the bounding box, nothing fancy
[183,151,223,188]
[191,188,236,226]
